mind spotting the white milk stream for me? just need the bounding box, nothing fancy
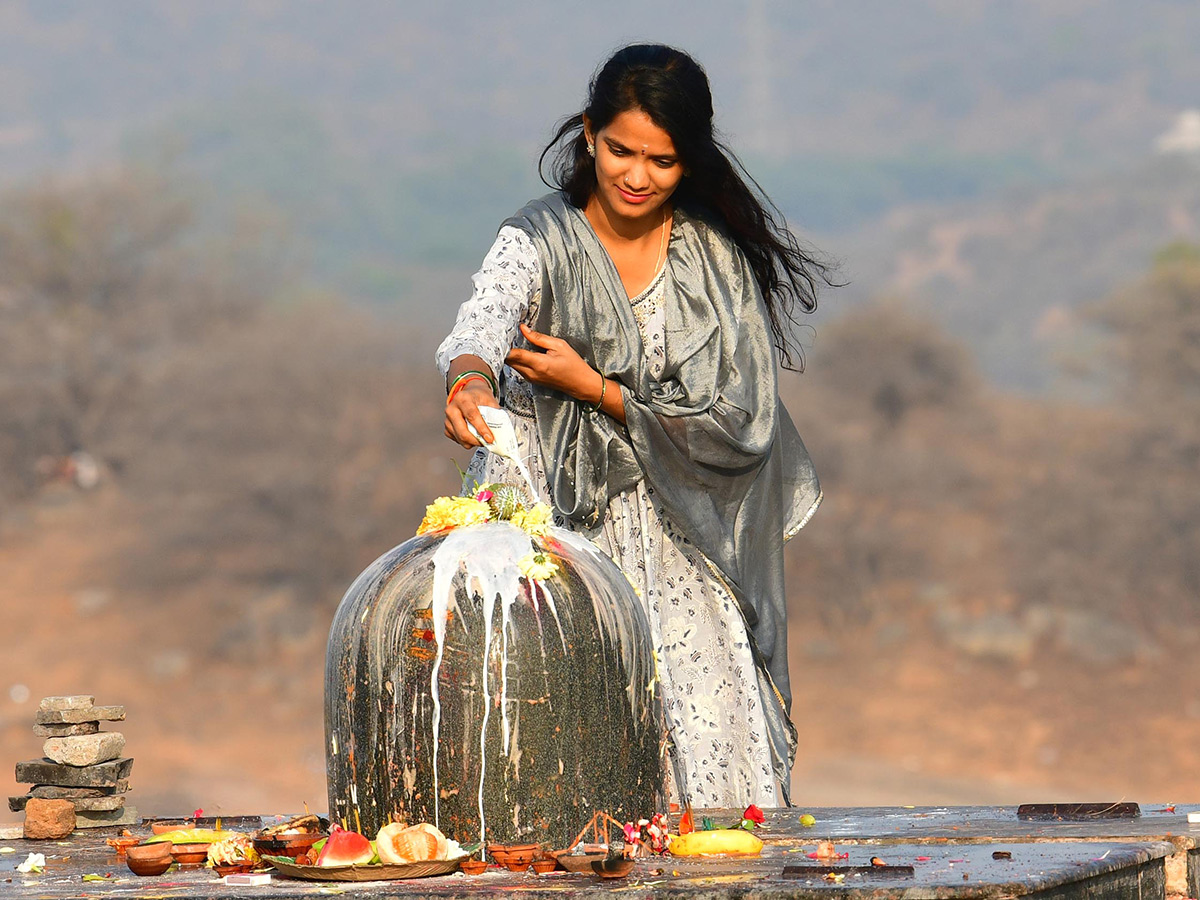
[428,522,572,851]
[423,424,580,851]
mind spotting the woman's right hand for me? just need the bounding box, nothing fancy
[444,379,501,448]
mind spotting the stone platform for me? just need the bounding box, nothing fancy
[1,805,1197,898]
[771,803,1200,897]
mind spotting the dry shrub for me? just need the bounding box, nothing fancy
[0,169,263,500]
[111,302,446,608]
[784,302,989,626]
[0,168,452,620]
[809,300,980,429]
[1003,249,1200,626]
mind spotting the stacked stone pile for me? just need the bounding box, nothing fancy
[10,695,137,835]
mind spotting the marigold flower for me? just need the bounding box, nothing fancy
[517,550,559,581]
[416,496,492,535]
[510,502,552,537]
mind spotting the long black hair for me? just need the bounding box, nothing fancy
[539,43,834,371]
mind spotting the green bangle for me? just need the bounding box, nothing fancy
[590,372,607,412]
[447,368,497,397]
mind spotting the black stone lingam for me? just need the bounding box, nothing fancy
[324,522,667,848]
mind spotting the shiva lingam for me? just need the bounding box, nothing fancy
[324,490,667,850]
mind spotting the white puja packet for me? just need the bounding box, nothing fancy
[466,406,521,463]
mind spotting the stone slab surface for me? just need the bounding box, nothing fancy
[14,756,133,787]
[10,793,125,812]
[33,721,100,738]
[759,803,1200,898]
[0,810,1178,899]
[71,794,125,811]
[43,732,125,766]
[73,805,138,829]
[29,780,128,799]
[38,696,95,711]
[763,802,1200,844]
[35,705,124,725]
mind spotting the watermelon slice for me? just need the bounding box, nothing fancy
[314,825,373,867]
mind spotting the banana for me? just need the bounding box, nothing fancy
[668,829,763,856]
[145,828,234,845]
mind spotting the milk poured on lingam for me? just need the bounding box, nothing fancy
[324,472,667,848]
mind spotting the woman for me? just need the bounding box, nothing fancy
[436,44,826,808]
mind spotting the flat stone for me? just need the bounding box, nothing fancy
[29,780,128,799]
[14,756,134,787]
[43,732,125,766]
[38,695,95,711]
[35,705,124,725]
[74,805,138,829]
[33,721,99,738]
[69,794,125,811]
[23,797,75,839]
[10,793,125,812]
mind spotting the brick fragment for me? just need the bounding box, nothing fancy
[23,798,76,839]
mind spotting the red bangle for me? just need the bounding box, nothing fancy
[447,374,489,405]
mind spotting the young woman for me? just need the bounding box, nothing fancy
[436,43,827,808]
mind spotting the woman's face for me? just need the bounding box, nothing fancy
[585,108,684,227]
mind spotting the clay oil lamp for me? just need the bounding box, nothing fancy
[531,855,558,874]
[592,856,636,879]
[125,842,173,877]
[170,843,210,867]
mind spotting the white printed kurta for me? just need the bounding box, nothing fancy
[436,226,780,808]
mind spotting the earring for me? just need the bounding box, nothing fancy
[586,142,595,158]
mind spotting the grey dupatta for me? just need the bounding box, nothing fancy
[503,194,820,794]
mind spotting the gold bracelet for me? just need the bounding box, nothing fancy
[590,372,607,412]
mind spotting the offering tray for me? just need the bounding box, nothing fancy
[262,853,466,882]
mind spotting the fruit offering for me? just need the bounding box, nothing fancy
[668,829,763,857]
[376,822,448,864]
[315,825,374,867]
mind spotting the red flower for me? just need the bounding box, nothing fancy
[743,804,765,825]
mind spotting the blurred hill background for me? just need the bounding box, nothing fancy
[2,0,1200,819]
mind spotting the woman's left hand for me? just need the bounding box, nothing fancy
[505,323,601,400]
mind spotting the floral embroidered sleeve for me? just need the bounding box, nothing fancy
[435,226,541,378]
